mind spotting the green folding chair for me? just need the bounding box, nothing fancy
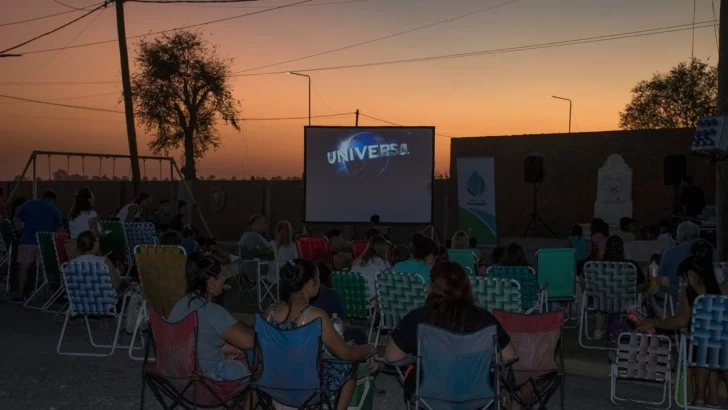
[536,248,577,322]
[447,249,477,276]
[331,271,371,320]
[100,220,131,273]
[373,271,427,346]
[130,244,188,360]
[27,232,67,313]
[0,219,16,292]
[470,276,522,313]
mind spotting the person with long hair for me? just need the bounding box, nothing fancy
[384,261,516,401]
[70,230,124,291]
[68,187,100,239]
[392,233,438,282]
[168,255,254,381]
[589,218,610,260]
[274,220,298,264]
[498,242,529,267]
[264,259,376,410]
[638,255,728,406]
[351,234,391,299]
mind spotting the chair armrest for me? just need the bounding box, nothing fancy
[375,355,417,367]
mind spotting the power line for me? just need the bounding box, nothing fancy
[233,0,520,74]
[242,112,353,121]
[0,80,119,86]
[158,0,365,9]
[126,0,258,3]
[230,20,718,77]
[311,83,341,114]
[358,112,455,138]
[0,2,109,54]
[19,0,314,55]
[0,93,124,113]
[0,9,86,27]
[52,0,98,11]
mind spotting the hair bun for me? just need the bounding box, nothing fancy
[280,260,300,283]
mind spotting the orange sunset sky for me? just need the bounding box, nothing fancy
[0,0,721,180]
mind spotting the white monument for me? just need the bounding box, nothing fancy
[594,154,633,227]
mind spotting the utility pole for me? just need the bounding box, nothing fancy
[115,0,141,196]
[355,109,359,127]
[717,0,728,260]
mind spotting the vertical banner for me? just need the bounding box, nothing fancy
[457,157,497,245]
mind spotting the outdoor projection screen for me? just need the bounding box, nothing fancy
[304,126,435,223]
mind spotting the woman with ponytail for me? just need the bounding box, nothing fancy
[384,261,516,400]
[168,255,254,382]
[265,258,377,410]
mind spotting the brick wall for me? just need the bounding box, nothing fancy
[449,128,715,238]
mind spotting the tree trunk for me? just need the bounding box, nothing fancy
[183,129,196,180]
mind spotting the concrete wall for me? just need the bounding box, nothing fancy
[449,128,715,238]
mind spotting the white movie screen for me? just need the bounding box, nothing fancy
[304,126,434,223]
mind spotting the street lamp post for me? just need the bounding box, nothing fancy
[288,72,311,126]
[550,95,572,133]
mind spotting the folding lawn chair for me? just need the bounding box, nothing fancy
[57,260,139,357]
[447,249,477,276]
[28,231,67,313]
[579,261,639,350]
[99,220,131,272]
[536,249,576,320]
[412,323,502,410]
[494,310,565,410]
[352,241,367,260]
[331,271,371,320]
[0,218,15,290]
[676,294,728,410]
[296,235,329,262]
[124,222,158,261]
[487,265,547,313]
[141,310,251,410]
[610,332,671,408]
[130,244,188,360]
[373,271,427,346]
[252,314,351,410]
[470,276,522,313]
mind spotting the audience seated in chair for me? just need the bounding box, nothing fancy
[659,221,700,298]
[71,230,126,292]
[384,261,516,403]
[616,217,636,243]
[238,214,272,259]
[392,245,410,265]
[274,220,298,264]
[264,259,377,410]
[589,218,610,260]
[451,230,482,260]
[351,234,391,300]
[638,255,728,407]
[327,229,353,271]
[168,255,255,382]
[391,233,438,283]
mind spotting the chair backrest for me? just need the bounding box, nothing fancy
[0,218,15,253]
[416,323,497,409]
[331,271,369,319]
[493,310,563,373]
[134,244,188,318]
[148,309,197,379]
[37,231,64,288]
[487,265,537,311]
[376,271,427,328]
[53,233,70,265]
[124,222,158,260]
[689,294,728,369]
[62,260,118,316]
[536,248,576,300]
[254,314,324,408]
[99,220,130,262]
[613,333,671,381]
[470,276,522,313]
[583,261,638,313]
[295,236,329,262]
[447,249,476,276]
[352,241,367,260]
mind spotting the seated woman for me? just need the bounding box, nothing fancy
[70,230,125,291]
[274,220,298,264]
[498,242,529,267]
[384,261,517,401]
[451,230,481,259]
[638,256,728,406]
[391,233,438,283]
[313,261,369,346]
[351,234,391,300]
[265,259,376,410]
[168,255,255,381]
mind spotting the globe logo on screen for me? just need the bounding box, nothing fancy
[344,132,391,177]
[467,170,486,197]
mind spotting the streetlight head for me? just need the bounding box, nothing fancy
[286,71,292,75]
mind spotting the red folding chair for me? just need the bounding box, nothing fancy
[352,241,367,260]
[295,236,329,262]
[53,234,69,265]
[141,310,251,409]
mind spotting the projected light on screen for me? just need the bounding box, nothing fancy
[305,126,434,223]
[326,131,410,177]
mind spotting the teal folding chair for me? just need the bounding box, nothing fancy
[536,249,576,323]
[447,249,477,276]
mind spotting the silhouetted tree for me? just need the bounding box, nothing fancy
[53,169,68,181]
[207,175,217,181]
[230,176,237,181]
[620,58,717,130]
[132,30,241,180]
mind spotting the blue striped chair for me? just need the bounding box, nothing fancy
[124,222,158,262]
[57,260,137,357]
[677,295,728,409]
[470,276,522,313]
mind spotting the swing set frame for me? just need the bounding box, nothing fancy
[9,150,212,237]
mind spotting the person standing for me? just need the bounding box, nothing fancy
[680,176,706,219]
[11,190,63,303]
[68,187,100,239]
[117,193,152,223]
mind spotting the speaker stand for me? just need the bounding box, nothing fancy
[522,183,557,238]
